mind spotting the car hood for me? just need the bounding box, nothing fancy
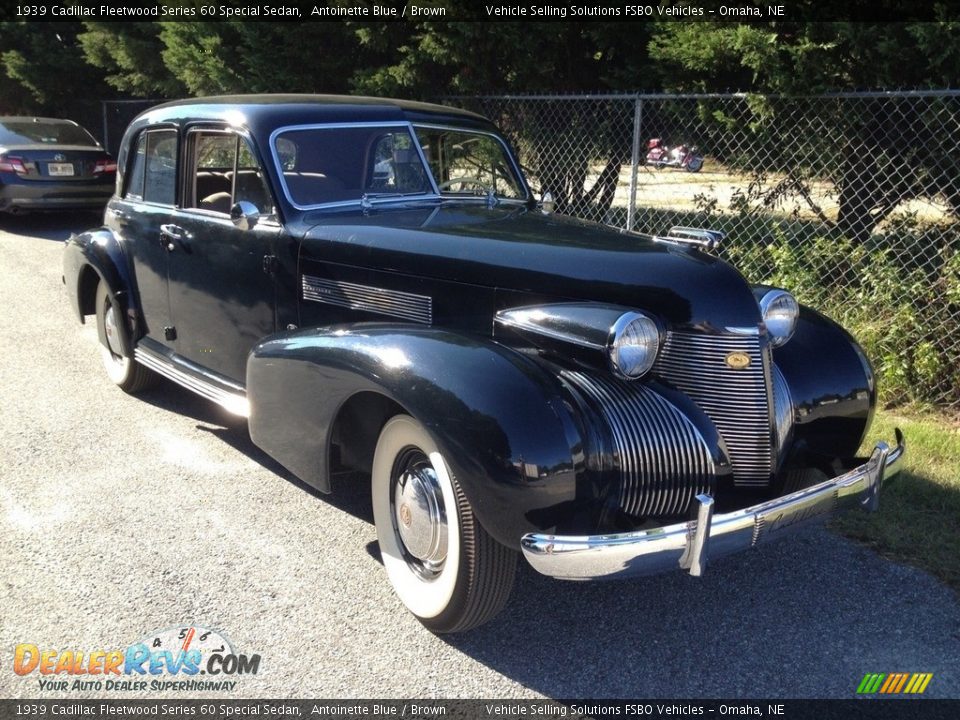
[300,204,762,329]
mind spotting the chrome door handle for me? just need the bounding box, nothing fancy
[159,224,191,251]
[159,224,190,239]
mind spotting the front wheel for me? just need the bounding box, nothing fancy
[95,281,156,393]
[371,415,516,633]
[685,155,704,173]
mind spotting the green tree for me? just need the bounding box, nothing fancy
[0,22,111,133]
[79,22,184,97]
[158,22,244,95]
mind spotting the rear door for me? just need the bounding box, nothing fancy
[108,128,179,344]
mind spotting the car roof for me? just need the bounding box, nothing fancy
[137,94,490,129]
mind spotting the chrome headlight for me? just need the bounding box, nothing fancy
[759,289,799,347]
[608,312,661,379]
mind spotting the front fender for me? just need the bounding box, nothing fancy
[774,306,876,461]
[247,324,583,549]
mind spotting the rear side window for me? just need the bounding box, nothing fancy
[124,129,177,205]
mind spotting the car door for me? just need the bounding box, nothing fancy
[163,127,279,384]
[112,128,179,345]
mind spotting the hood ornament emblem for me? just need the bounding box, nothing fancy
[725,351,751,370]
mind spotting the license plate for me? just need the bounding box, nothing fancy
[47,162,74,177]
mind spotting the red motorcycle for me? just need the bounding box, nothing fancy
[645,138,704,173]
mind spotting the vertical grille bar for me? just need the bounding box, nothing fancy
[563,371,715,518]
[654,332,774,487]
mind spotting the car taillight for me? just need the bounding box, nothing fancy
[0,155,28,174]
[94,157,117,174]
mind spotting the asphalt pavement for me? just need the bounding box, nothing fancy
[1,213,958,700]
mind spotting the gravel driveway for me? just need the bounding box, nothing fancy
[1,213,958,700]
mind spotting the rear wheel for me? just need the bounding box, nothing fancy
[371,415,516,633]
[95,281,156,393]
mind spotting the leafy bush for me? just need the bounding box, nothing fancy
[722,218,960,408]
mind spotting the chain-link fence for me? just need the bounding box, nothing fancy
[443,92,960,411]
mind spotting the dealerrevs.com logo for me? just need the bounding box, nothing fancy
[13,626,261,692]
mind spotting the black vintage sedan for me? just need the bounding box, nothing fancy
[64,95,904,633]
[0,117,115,215]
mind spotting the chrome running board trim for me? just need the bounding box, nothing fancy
[134,344,249,417]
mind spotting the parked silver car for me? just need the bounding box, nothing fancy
[0,117,115,215]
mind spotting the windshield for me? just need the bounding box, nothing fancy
[0,119,98,146]
[272,124,526,208]
[273,126,432,207]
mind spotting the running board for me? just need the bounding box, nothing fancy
[134,344,249,417]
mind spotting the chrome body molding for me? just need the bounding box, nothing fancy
[562,371,715,518]
[494,304,610,352]
[134,344,249,417]
[521,430,904,580]
[654,331,773,487]
[493,302,653,361]
[771,364,795,453]
[663,226,724,251]
[302,274,433,325]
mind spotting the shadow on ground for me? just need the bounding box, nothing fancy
[0,211,101,242]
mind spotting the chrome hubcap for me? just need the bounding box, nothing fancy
[392,450,447,577]
[103,303,124,358]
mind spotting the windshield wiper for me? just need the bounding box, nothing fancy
[361,191,433,200]
[359,192,441,211]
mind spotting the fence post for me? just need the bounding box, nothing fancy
[627,97,643,231]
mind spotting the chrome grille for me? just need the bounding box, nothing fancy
[302,275,432,324]
[654,332,773,487]
[563,371,714,518]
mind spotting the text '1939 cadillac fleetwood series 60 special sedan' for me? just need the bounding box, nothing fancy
[64,95,904,633]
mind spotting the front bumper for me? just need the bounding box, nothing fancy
[521,430,905,580]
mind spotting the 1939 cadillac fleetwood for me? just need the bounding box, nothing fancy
[64,96,904,633]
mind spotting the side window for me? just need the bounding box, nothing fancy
[124,130,177,204]
[236,141,273,214]
[125,135,147,200]
[187,130,273,215]
[143,131,177,205]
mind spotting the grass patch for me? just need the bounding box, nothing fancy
[833,408,960,593]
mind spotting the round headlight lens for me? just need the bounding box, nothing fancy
[608,312,661,379]
[760,290,799,347]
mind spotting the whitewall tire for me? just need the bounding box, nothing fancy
[371,414,516,633]
[95,281,156,394]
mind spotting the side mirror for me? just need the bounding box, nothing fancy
[540,191,554,214]
[230,201,260,230]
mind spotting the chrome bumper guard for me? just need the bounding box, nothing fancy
[521,430,905,580]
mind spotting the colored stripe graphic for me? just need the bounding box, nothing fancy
[857,672,932,694]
